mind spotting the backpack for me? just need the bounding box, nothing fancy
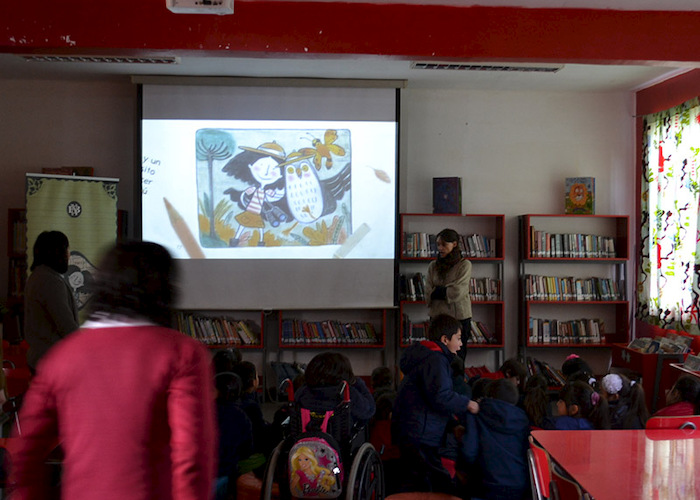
[288,408,344,498]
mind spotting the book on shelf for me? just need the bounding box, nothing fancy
[466,321,498,344]
[627,335,690,355]
[402,231,496,258]
[683,354,700,372]
[281,318,380,345]
[402,314,429,344]
[432,176,461,214]
[565,177,595,215]
[175,312,260,346]
[524,274,623,301]
[529,229,615,259]
[529,317,605,344]
[526,357,566,387]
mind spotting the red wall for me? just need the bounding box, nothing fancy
[3,3,700,65]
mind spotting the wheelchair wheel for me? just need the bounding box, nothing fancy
[260,441,283,500]
[345,442,385,500]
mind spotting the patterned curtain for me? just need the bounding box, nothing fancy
[637,98,700,331]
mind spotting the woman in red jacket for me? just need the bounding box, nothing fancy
[10,242,216,500]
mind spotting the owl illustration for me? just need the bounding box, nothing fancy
[281,152,351,224]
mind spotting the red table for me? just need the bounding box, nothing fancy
[532,429,700,500]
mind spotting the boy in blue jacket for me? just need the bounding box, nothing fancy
[459,378,531,500]
[393,314,479,493]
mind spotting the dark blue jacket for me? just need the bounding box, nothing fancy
[461,398,530,499]
[295,377,376,427]
[216,401,253,479]
[393,341,471,447]
[237,391,271,454]
[549,415,594,430]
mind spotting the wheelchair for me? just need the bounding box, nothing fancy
[260,380,385,500]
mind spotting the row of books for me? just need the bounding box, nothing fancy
[529,229,617,258]
[526,357,566,387]
[11,219,27,255]
[529,317,604,344]
[399,273,501,302]
[402,232,497,258]
[176,312,260,346]
[401,315,498,344]
[281,319,380,345]
[524,274,624,301]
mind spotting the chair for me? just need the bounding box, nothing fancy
[528,436,558,500]
[551,469,590,500]
[646,415,700,430]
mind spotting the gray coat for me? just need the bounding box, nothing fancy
[24,264,79,368]
[426,258,472,320]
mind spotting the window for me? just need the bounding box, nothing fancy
[637,98,700,331]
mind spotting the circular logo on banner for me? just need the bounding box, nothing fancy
[67,201,82,218]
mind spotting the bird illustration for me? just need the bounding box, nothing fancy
[281,151,351,224]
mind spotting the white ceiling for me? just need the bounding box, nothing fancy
[1,52,694,93]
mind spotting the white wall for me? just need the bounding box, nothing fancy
[400,87,636,374]
[0,79,636,376]
[0,78,137,298]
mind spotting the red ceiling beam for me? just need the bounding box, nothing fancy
[3,2,700,64]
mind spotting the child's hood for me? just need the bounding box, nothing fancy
[476,398,529,435]
[399,340,445,375]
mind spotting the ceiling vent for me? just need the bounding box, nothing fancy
[19,55,180,65]
[411,62,563,73]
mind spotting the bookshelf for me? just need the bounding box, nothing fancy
[174,310,264,349]
[519,214,630,355]
[399,213,505,365]
[7,209,27,309]
[279,309,386,349]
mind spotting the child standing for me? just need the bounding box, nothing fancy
[393,314,479,494]
[600,373,649,429]
[652,375,700,417]
[548,380,610,430]
[459,379,531,500]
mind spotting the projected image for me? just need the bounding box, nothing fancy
[197,128,353,248]
[142,119,396,261]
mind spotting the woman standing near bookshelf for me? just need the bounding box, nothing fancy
[426,228,472,360]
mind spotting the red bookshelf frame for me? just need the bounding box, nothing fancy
[519,214,630,352]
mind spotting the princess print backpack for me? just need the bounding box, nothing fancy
[288,408,344,498]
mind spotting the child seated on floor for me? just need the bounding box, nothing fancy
[546,380,610,430]
[214,371,253,500]
[294,352,376,429]
[561,354,597,387]
[232,360,273,458]
[522,373,554,429]
[600,372,649,429]
[458,378,531,500]
[652,375,700,417]
[370,366,395,402]
[498,358,528,393]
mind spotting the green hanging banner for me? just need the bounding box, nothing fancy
[25,173,119,313]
